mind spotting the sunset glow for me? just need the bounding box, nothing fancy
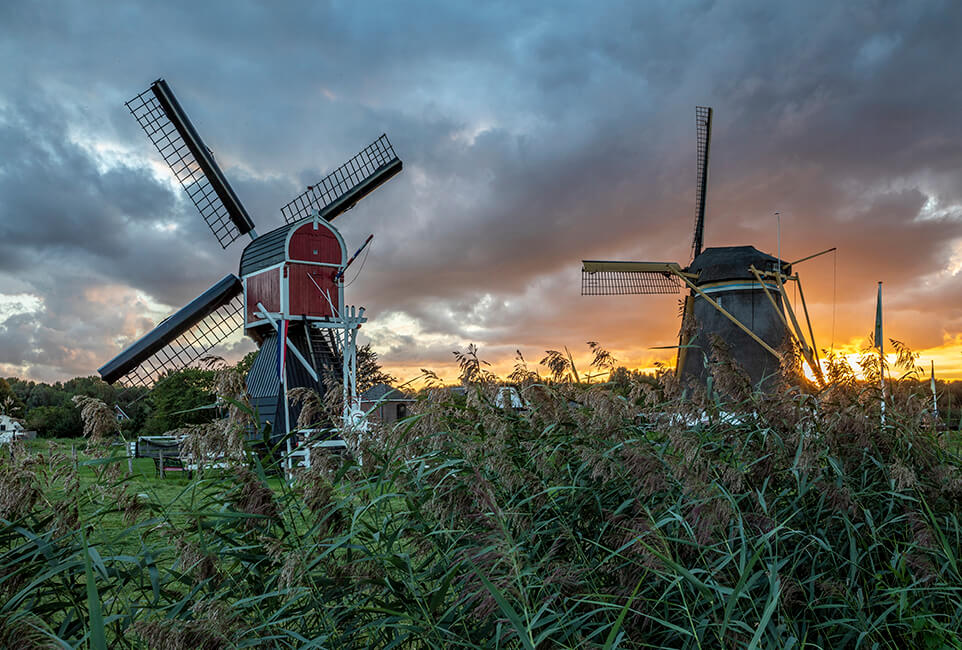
[0,3,959,389]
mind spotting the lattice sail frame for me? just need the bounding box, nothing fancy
[127,81,255,248]
[581,270,681,295]
[117,294,245,387]
[281,134,400,224]
[692,106,713,259]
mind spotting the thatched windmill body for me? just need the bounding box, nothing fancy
[98,79,402,438]
[582,107,826,388]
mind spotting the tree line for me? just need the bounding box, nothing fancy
[1,345,396,439]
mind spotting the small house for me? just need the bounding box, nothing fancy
[359,384,414,425]
[0,414,33,443]
[0,414,24,434]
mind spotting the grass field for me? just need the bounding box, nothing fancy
[4,366,962,648]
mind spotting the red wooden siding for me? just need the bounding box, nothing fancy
[288,263,339,318]
[246,268,280,322]
[288,223,343,265]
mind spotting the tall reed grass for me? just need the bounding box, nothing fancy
[2,348,962,648]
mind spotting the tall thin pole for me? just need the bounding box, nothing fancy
[282,332,292,478]
[876,282,885,426]
[774,211,781,269]
[931,360,939,421]
[342,308,350,426]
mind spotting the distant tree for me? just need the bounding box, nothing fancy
[62,376,116,403]
[142,368,217,435]
[608,366,659,396]
[26,404,82,438]
[24,382,70,409]
[0,378,24,417]
[236,351,258,376]
[356,344,397,392]
[5,377,33,406]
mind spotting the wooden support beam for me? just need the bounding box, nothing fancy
[772,267,825,385]
[789,247,837,267]
[796,277,820,370]
[748,265,793,334]
[675,294,695,377]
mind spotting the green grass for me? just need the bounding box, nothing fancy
[5,370,962,648]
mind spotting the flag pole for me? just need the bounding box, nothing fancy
[876,281,885,426]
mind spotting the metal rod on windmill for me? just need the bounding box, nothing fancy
[334,234,374,282]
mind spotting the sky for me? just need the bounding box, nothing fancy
[1,0,962,385]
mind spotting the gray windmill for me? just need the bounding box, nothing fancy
[582,107,827,388]
[98,79,402,439]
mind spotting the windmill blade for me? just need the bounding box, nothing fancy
[582,260,684,295]
[692,106,713,259]
[126,79,256,249]
[281,134,402,225]
[98,275,244,387]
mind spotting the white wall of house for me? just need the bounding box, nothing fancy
[0,414,30,444]
[0,414,24,433]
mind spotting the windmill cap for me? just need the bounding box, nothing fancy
[689,245,788,284]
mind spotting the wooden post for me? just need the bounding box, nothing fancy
[675,295,695,378]
[795,277,821,370]
[748,265,793,332]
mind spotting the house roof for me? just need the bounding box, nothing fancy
[360,383,413,402]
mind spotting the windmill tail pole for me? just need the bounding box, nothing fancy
[334,234,374,282]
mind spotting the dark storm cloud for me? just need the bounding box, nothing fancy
[1,0,961,381]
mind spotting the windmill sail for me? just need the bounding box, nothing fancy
[98,275,244,387]
[582,261,683,295]
[691,106,713,259]
[127,79,256,248]
[281,134,402,224]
